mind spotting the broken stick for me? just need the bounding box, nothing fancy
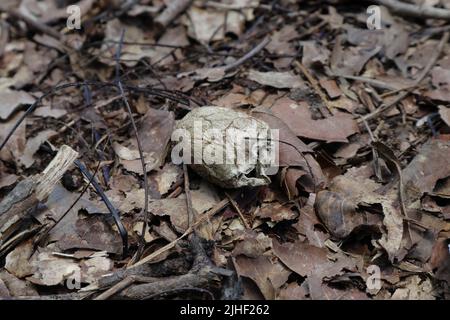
[154,0,192,35]
[0,145,78,246]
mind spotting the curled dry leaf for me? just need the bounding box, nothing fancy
[252,108,326,197]
[315,190,382,239]
[429,238,450,284]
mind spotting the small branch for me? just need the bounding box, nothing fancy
[115,30,149,258]
[225,192,250,229]
[8,9,61,40]
[128,199,229,269]
[293,60,332,113]
[0,146,78,246]
[223,37,270,72]
[154,0,193,35]
[373,0,450,20]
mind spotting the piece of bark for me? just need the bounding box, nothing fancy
[0,145,78,245]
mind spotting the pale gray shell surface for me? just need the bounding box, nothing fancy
[174,106,274,188]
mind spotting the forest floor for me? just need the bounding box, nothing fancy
[0,0,449,300]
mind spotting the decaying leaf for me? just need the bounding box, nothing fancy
[315,191,382,239]
[149,182,220,233]
[117,107,175,174]
[270,97,359,143]
[0,88,35,120]
[233,255,291,300]
[248,70,305,89]
[273,240,356,279]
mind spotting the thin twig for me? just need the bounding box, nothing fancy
[183,164,194,228]
[293,60,332,113]
[115,30,149,258]
[7,9,61,40]
[223,37,270,72]
[128,199,229,269]
[225,192,250,229]
[373,0,450,20]
[0,81,195,153]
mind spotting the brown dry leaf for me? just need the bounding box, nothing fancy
[55,216,123,254]
[252,108,326,195]
[273,240,356,279]
[0,111,26,163]
[257,202,298,222]
[266,25,298,55]
[319,79,342,99]
[36,185,123,254]
[439,106,450,127]
[149,182,220,233]
[19,129,57,168]
[0,88,35,120]
[232,230,273,258]
[0,270,38,297]
[0,278,9,297]
[429,239,450,284]
[117,108,175,174]
[402,139,450,202]
[233,255,291,300]
[315,190,382,239]
[248,70,304,89]
[294,205,329,248]
[147,25,189,65]
[101,20,188,67]
[277,282,309,300]
[33,106,67,119]
[213,92,258,108]
[270,97,359,143]
[302,41,330,68]
[0,167,18,189]
[4,239,34,278]
[328,174,404,260]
